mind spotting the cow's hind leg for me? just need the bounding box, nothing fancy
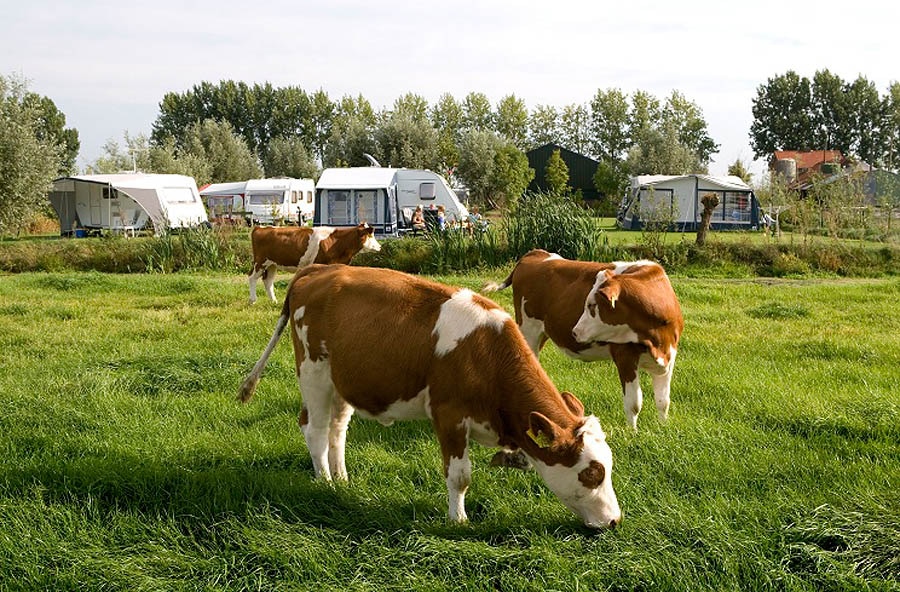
[611,344,643,431]
[262,265,277,302]
[248,264,263,304]
[298,359,336,480]
[328,396,354,480]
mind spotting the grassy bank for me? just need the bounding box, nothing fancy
[0,271,898,590]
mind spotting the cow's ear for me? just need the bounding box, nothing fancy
[597,276,621,309]
[528,412,561,448]
[560,391,585,417]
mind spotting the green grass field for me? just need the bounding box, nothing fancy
[1,271,898,590]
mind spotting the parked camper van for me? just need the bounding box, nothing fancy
[244,178,316,225]
[48,174,208,235]
[314,167,468,235]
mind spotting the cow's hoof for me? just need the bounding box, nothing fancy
[489,450,532,470]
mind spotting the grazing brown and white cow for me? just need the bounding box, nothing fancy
[239,264,621,529]
[248,223,381,303]
[484,249,683,431]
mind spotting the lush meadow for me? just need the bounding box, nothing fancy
[0,270,898,590]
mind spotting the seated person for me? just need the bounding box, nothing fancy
[411,205,426,232]
[467,205,488,233]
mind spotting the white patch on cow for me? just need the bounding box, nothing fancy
[447,452,471,523]
[543,252,564,261]
[459,417,499,447]
[361,233,382,253]
[518,298,545,355]
[355,387,432,426]
[292,306,306,323]
[603,260,658,278]
[529,415,621,529]
[296,227,336,268]
[433,289,509,357]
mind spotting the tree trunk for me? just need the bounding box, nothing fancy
[696,193,719,246]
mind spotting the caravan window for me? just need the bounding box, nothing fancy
[291,191,299,204]
[708,191,751,223]
[247,193,282,206]
[419,183,436,200]
[306,191,313,203]
[326,190,352,225]
[163,187,198,203]
[102,187,119,200]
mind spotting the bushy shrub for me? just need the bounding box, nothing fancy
[503,192,606,260]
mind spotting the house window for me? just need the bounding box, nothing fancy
[307,190,313,203]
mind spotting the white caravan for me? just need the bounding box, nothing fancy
[314,167,468,235]
[48,174,208,235]
[244,178,316,225]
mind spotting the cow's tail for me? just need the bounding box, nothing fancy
[481,269,514,294]
[238,290,292,403]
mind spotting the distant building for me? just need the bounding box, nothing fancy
[769,150,848,188]
[769,149,900,205]
[526,144,600,201]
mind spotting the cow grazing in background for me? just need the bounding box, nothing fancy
[239,264,621,529]
[248,223,381,303]
[484,249,683,432]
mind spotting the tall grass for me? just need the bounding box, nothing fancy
[0,272,897,590]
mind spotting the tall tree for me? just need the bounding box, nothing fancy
[589,88,630,162]
[179,119,261,186]
[527,104,559,149]
[456,130,532,210]
[661,91,719,166]
[495,94,529,150]
[308,89,335,162]
[21,93,80,175]
[263,136,319,179]
[0,73,60,235]
[462,92,493,131]
[373,111,439,170]
[845,75,883,165]
[628,90,662,141]
[810,69,850,151]
[430,93,465,173]
[559,103,591,155]
[626,121,702,175]
[749,71,815,158]
[882,82,900,171]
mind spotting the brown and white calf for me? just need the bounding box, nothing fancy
[484,249,683,431]
[248,223,381,303]
[239,264,621,529]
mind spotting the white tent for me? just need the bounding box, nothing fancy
[49,174,209,235]
[617,174,759,231]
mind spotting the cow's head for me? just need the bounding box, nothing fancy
[356,223,382,253]
[572,270,629,343]
[526,392,621,530]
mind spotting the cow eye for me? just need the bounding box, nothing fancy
[588,303,597,317]
[578,460,606,489]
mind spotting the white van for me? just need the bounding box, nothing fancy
[244,178,316,225]
[314,167,468,235]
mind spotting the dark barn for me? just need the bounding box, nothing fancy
[526,143,600,201]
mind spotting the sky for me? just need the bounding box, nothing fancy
[4,0,900,183]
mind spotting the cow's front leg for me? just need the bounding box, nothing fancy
[434,418,471,523]
[611,343,643,431]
